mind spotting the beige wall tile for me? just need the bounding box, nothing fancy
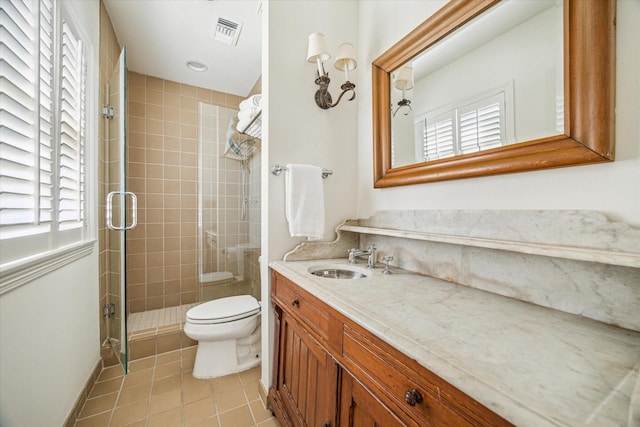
[180,83,197,97]
[181,95,197,111]
[164,106,180,122]
[146,134,163,150]
[128,116,145,133]
[146,76,164,91]
[164,80,180,94]
[146,118,164,136]
[146,104,163,121]
[129,101,145,117]
[212,91,225,106]
[146,89,164,106]
[128,72,146,88]
[164,137,180,152]
[129,86,146,102]
[181,110,196,126]
[145,149,164,166]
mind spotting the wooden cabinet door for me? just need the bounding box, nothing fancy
[339,372,409,427]
[274,308,338,427]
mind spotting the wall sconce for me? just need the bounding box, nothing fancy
[306,32,357,110]
[393,66,414,117]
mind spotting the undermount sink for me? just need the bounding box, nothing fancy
[308,266,369,279]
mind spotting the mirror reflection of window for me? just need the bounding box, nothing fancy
[416,84,514,162]
[390,0,563,168]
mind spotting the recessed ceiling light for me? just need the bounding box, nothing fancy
[186,61,208,72]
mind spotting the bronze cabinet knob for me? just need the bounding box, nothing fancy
[404,389,423,406]
[291,299,300,307]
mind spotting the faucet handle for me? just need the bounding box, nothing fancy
[348,248,358,263]
[382,255,394,275]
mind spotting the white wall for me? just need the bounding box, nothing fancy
[0,256,100,427]
[261,0,359,388]
[357,0,640,228]
[0,1,101,426]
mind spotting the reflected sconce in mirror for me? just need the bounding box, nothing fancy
[393,66,413,117]
[306,32,357,109]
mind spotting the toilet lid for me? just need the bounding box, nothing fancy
[186,295,261,324]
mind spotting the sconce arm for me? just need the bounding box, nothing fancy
[392,98,412,117]
[313,73,357,110]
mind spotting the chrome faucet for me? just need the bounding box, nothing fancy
[348,244,377,268]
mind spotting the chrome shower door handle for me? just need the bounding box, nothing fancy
[124,192,137,230]
[106,191,138,230]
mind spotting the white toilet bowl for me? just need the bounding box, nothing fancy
[184,295,261,379]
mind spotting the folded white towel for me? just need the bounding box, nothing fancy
[237,117,255,133]
[237,106,260,123]
[285,164,325,240]
[239,94,262,111]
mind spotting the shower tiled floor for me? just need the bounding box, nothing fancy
[127,304,197,337]
[73,347,280,427]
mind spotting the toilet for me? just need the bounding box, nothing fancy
[184,295,261,379]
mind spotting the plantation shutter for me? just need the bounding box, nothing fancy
[458,94,504,155]
[0,0,89,267]
[422,110,455,161]
[58,19,85,227]
[0,0,54,230]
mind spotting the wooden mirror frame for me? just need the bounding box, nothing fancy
[372,0,615,188]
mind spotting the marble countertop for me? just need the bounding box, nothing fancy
[270,259,640,427]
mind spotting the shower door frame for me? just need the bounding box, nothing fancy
[106,47,132,373]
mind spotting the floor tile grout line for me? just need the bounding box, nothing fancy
[73,355,275,427]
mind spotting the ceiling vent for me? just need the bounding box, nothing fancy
[214,17,243,46]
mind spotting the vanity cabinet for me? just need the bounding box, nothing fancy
[339,371,409,427]
[269,271,342,427]
[270,304,338,427]
[269,270,512,427]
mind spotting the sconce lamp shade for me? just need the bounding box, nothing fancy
[394,66,414,91]
[334,42,357,71]
[307,32,331,64]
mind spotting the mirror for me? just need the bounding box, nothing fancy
[373,0,615,187]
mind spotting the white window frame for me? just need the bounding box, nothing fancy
[415,82,515,163]
[0,0,96,294]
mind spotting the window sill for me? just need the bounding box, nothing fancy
[0,240,96,295]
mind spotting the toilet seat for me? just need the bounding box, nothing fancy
[186,295,261,325]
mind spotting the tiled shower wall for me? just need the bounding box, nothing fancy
[125,72,244,313]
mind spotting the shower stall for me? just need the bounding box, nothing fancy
[101,63,262,373]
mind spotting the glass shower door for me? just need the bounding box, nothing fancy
[106,47,134,373]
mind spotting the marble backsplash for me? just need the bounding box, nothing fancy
[284,210,640,331]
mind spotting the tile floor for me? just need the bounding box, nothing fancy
[73,347,280,427]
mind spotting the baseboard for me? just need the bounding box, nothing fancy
[259,378,269,408]
[62,358,103,427]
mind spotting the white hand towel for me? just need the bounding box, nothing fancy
[285,164,325,240]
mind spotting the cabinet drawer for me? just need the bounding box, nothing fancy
[272,271,330,341]
[343,325,511,427]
